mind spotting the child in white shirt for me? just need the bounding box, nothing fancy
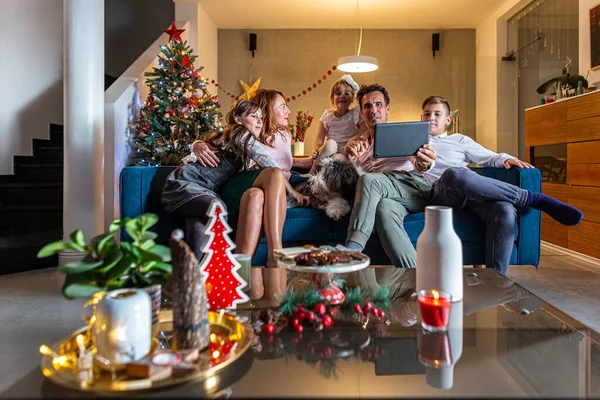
[306,75,366,175]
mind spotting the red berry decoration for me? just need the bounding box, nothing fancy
[291,317,301,327]
[315,303,326,315]
[322,314,333,328]
[263,323,275,335]
[332,65,337,70]
[353,304,363,314]
[371,307,379,316]
[379,310,386,319]
[295,324,304,333]
[364,301,373,311]
[305,312,315,321]
[297,312,305,320]
[297,306,305,313]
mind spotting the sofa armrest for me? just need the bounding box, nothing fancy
[119,166,161,220]
[470,167,541,266]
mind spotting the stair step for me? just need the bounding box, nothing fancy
[14,164,62,183]
[0,206,62,234]
[0,182,62,207]
[15,149,63,165]
[33,138,62,150]
[0,230,62,275]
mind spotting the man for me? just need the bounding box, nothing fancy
[342,84,437,271]
[345,89,583,274]
[423,95,582,274]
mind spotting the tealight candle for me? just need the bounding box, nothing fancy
[417,289,452,332]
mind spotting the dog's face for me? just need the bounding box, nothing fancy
[305,157,360,202]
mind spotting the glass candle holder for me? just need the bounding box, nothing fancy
[417,289,452,332]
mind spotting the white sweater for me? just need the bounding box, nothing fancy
[425,133,516,182]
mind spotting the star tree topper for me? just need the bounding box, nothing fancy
[163,22,185,43]
[239,77,262,100]
[199,200,250,309]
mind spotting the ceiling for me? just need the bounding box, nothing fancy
[198,0,507,30]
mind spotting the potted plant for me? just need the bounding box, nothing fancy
[37,213,172,302]
[288,110,314,157]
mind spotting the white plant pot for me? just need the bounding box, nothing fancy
[416,206,463,302]
[93,288,152,365]
[293,141,305,156]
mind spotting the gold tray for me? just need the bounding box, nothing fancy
[40,310,252,392]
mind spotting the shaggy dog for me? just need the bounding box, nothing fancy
[288,157,362,220]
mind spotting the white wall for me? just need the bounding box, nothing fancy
[580,0,600,85]
[475,0,525,153]
[0,0,63,175]
[175,1,218,85]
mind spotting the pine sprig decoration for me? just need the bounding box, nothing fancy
[279,290,300,317]
[343,286,365,308]
[130,38,223,166]
[372,286,392,311]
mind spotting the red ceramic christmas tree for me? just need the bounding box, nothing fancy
[199,200,249,309]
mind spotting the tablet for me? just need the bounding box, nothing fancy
[373,121,430,158]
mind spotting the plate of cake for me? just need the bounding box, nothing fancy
[273,245,370,273]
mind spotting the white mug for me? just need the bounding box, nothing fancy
[92,288,152,365]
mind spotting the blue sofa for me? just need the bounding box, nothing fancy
[119,166,541,267]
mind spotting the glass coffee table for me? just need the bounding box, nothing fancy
[227,267,600,398]
[12,266,600,398]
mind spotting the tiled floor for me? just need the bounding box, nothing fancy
[508,243,600,333]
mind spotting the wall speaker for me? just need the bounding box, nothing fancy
[432,33,440,57]
[249,33,257,57]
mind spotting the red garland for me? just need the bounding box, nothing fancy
[202,65,340,103]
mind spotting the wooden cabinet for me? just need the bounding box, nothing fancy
[526,90,600,258]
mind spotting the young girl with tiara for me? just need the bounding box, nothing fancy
[306,74,367,175]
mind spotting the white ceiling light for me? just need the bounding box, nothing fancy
[337,0,378,73]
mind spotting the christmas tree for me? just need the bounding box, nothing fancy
[131,22,222,166]
[199,200,249,309]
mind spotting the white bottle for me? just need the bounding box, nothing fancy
[416,206,463,302]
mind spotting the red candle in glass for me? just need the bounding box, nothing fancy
[417,329,452,367]
[418,289,452,331]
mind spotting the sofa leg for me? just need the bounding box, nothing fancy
[473,264,485,269]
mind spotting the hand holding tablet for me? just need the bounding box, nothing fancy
[373,121,431,158]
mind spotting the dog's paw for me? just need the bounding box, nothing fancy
[325,197,351,221]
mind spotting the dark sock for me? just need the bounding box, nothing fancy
[345,240,364,251]
[525,191,583,226]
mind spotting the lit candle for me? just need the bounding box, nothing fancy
[417,328,452,367]
[417,289,452,332]
[76,334,86,359]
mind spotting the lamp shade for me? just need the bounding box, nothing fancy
[336,55,379,73]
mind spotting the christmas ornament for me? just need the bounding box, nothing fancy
[163,22,185,43]
[199,200,250,309]
[239,77,262,100]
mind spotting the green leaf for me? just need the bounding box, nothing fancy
[106,256,134,283]
[59,256,103,275]
[137,247,164,263]
[69,230,85,247]
[146,244,171,262]
[140,239,156,250]
[141,261,172,274]
[89,232,116,255]
[63,283,102,299]
[98,248,124,274]
[142,231,158,241]
[37,241,71,258]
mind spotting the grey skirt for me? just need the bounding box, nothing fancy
[161,156,237,214]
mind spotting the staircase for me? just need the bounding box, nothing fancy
[0,123,63,275]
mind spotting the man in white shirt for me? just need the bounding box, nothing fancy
[354,94,582,274]
[422,95,582,274]
[343,84,437,269]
